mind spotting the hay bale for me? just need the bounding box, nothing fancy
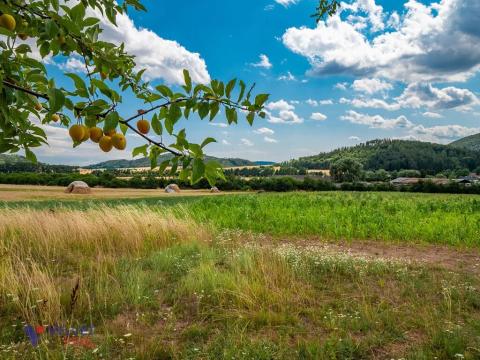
[165,184,181,193]
[210,186,220,193]
[65,181,91,194]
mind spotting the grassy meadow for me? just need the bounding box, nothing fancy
[0,190,480,359]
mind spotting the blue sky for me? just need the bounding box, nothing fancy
[36,0,480,165]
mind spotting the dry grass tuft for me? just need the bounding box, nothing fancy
[0,206,211,325]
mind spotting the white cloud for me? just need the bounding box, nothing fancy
[265,100,303,124]
[352,78,393,94]
[282,0,480,83]
[341,0,385,32]
[209,123,229,128]
[98,11,210,84]
[342,83,479,111]
[335,82,349,90]
[240,138,254,147]
[341,97,401,111]
[251,54,273,69]
[275,0,298,7]
[264,136,278,143]
[278,71,296,81]
[265,99,294,112]
[306,98,334,106]
[310,112,328,121]
[254,127,275,135]
[341,110,414,129]
[349,136,361,141]
[411,124,480,141]
[423,112,443,119]
[396,83,479,110]
[340,109,480,143]
[221,139,231,145]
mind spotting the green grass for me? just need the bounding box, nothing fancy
[7,191,478,247]
[1,192,480,358]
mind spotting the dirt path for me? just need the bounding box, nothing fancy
[271,238,480,275]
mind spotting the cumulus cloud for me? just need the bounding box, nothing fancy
[423,112,443,119]
[277,71,296,81]
[265,100,303,124]
[340,110,480,143]
[335,82,349,90]
[352,78,393,94]
[396,83,479,110]
[98,11,210,84]
[306,99,334,106]
[264,136,278,143]
[341,110,413,129]
[310,112,328,121]
[349,136,361,141]
[251,54,273,69]
[275,0,298,7]
[411,124,480,141]
[254,127,275,135]
[282,0,480,83]
[341,83,478,111]
[240,138,254,147]
[221,139,231,145]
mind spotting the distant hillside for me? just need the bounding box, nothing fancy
[287,139,480,174]
[450,133,480,151]
[85,155,256,169]
[0,154,77,173]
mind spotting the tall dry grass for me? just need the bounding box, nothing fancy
[0,206,211,325]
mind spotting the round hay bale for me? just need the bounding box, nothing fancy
[165,184,181,193]
[65,181,91,194]
[210,186,220,193]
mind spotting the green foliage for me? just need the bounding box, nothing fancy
[288,139,480,174]
[0,0,268,185]
[330,157,362,182]
[450,132,480,151]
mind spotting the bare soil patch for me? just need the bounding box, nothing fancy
[275,237,480,275]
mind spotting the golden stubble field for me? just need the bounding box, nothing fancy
[0,184,234,201]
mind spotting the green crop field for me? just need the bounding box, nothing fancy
[1,191,480,359]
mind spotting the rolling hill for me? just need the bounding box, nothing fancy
[287,139,480,174]
[85,155,258,169]
[450,133,480,151]
[0,154,77,173]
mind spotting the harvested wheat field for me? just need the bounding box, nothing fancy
[0,192,479,359]
[0,184,232,202]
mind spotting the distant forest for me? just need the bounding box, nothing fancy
[287,139,480,174]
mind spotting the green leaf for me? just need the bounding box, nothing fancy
[132,144,148,158]
[201,137,216,148]
[237,80,246,103]
[191,158,205,184]
[198,102,209,120]
[66,73,88,98]
[183,69,192,93]
[247,112,255,125]
[24,148,37,163]
[209,102,219,120]
[47,88,65,114]
[205,161,223,186]
[151,113,163,135]
[255,94,269,107]
[156,85,173,98]
[158,159,170,174]
[226,79,237,99]
[168,104,182,124]
[225,108,237,124]
[104,111,119,131]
